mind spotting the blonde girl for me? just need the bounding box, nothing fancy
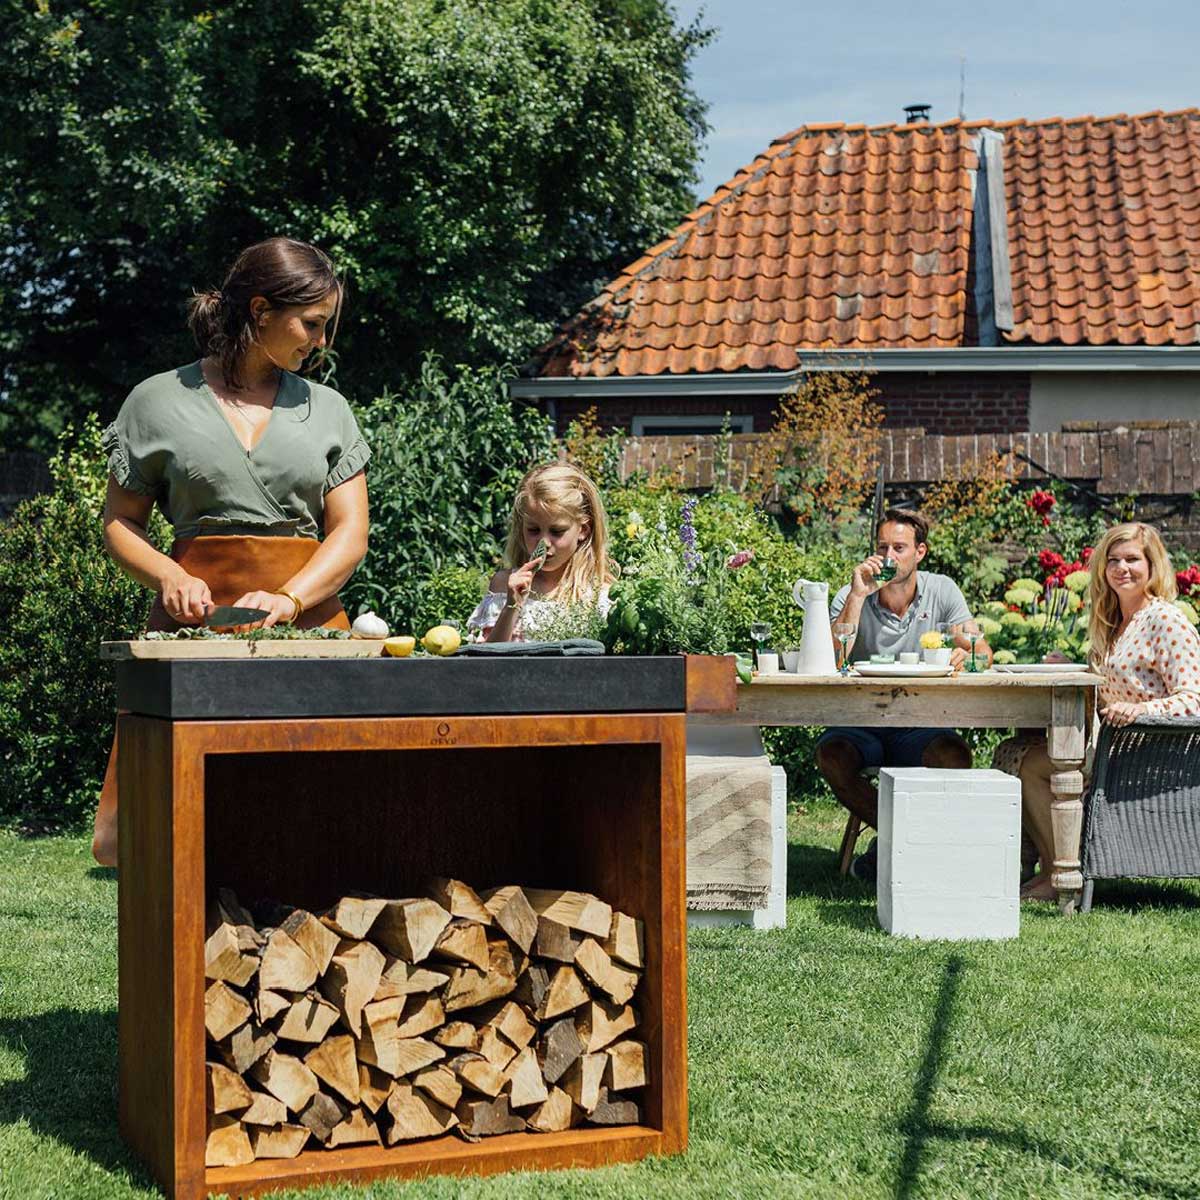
[468,463,616,642]
[994,521,1200,900]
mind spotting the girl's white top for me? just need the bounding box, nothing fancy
[467,585,611,643]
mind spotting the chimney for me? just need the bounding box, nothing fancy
[904,103,932,124]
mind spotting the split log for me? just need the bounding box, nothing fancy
[240,1090,288,1127]
[481,885,537,954]
[298,1090,347,1145]
[373,957,449,1001]
[602,912,644,969]
[450,1052,506,1098]
[412,1063,462,1110]
[205,980,251,1042]
[250,1050,319,1113]
[512,963,550,1012]
[259,927,318,993]
[390,1037,446,1078]
[527,1085,576,1133]
[536,1017,583,1085]
[321,894,387,940]
[433,1021,477,1049]
[535,916,581,964]
[249,1123,310,1159]
[304,1035,361,1104]
[502,1047,548,1109]
[575,998,637,1054]
[536,965,590,1021]
[274,992,340,1044]
[478,1000,536,1052]
[562,1052,606,1114]
[443,938,519,1012]
[357,1063,392,1114]
[433,919,490,970]
[205,922,258,987]
[472,1025,517,1071]
[523,889,613,939]
[455,1094,526,1137]
[372,898,451,964]
[206,1115,254,1167]
[319,939,385,1037]
[327,1106,382,1148]
[573,939,638,1007]
[590,1086,641,1125]
[280,908,341,976]
[395,993,445,1040]
[386,1082,458,1142]
[218,1021,277,1075]
[355,1011,444,1078]
[206,1061,252,1115]
[255,989,290,1024]
[427,877,493,926]
[605,1040,648,1092]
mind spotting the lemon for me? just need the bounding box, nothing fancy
[421,625,462,656]
[383,636,416,657]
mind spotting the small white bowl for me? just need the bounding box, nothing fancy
[898,652,920,665]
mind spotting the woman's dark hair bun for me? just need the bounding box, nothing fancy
[187,238,342,389]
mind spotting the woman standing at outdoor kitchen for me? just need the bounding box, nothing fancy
[995,522,1200,900]
[92,237,371,865]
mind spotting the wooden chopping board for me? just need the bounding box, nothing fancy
[100,639,392,660]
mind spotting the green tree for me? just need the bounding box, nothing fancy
[0,0,710,451]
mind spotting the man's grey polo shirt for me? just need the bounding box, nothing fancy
[829,571,973,660]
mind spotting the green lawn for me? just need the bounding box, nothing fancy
[3,809,1199,1200]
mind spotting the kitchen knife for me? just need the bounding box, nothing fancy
[203,605,271,627]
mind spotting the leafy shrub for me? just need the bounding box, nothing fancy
[346,355,555,632]
[411,565,490,637]
[0,417,168,831]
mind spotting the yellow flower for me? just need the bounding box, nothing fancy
[919,631,945,650]
[625,523,640,539]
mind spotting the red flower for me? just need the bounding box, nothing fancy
[1178,564,1200,597]
[1038,549,1065,572]
[725,549,754,571]
[1081,546,1094,564]
[1028,490,1056,518]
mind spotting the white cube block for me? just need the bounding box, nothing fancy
[877,767,1021,941]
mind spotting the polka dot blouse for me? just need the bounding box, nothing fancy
[1101,598,1200,718]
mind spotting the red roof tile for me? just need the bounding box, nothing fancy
[535,110,1200,377]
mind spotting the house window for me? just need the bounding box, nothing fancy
[630,414,754,437]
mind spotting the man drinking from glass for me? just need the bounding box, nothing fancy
[816,508,993,882]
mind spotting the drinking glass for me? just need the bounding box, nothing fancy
[750,621,772,668]
[833,621,857,676]
[876,555,897,583]
[954,622,982,672]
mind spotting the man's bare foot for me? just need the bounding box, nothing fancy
[1020,875,1057,902]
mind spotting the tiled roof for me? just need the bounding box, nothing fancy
[1002,111,1200,345]
[535,109,1200,377]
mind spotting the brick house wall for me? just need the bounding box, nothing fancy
[548,371,1032,437]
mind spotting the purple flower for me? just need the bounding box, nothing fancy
[726,548,754,571]
[679,497,700,574]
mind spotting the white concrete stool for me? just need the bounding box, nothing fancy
[877,767,1021,941]
[685,723,787,931]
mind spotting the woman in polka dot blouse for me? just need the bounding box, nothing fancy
[994,522,1200,900]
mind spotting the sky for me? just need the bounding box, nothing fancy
[673,0,1200,199]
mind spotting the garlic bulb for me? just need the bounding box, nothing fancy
[351,610,389,639]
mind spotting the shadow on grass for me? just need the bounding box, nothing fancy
[893,956,1193,1200]
[0,1007,149,1184]
[1085,877,1200,912]
[88,866,117,882]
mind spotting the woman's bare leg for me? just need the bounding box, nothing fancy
[92,733,118,867]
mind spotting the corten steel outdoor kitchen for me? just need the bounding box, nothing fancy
[103,642,739,1200]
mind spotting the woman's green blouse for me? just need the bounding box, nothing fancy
[102,362,370,540]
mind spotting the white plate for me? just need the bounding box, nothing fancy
[851,662,956,678]
[991,662,1089,674]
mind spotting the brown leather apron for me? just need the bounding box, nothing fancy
[94,536,349,864]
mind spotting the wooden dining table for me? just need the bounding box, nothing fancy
[689,668,1104,915]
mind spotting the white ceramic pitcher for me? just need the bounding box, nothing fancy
[791,579,839,675]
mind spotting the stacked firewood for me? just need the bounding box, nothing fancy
[204,879,648,1165]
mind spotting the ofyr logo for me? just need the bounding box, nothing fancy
[430,721,457,746]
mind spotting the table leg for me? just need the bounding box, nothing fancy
[1047,686,1088,915]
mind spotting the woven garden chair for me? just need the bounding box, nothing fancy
[1081,715,1200,913]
